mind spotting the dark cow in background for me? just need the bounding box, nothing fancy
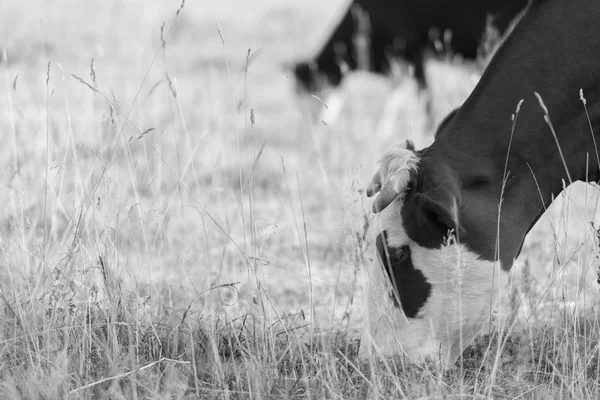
[361,0,600,365]
[293,0,529,92]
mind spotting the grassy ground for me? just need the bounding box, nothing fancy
[2,0,600,398]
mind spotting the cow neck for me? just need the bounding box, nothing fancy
[427,0,600,269]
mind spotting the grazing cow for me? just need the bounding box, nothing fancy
[292,0,530,92]
[361,0,600,365]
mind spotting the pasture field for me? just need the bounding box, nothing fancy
[2,0,600,398]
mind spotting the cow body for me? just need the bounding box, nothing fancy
[363,0,600,365]
[293,0,529,92]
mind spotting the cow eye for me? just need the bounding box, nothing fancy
[390,245,410,263]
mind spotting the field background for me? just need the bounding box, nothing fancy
[2,0,600,398]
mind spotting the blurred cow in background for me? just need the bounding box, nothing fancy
[291,0,530,93]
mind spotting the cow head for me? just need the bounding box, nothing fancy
[361,137,507,366]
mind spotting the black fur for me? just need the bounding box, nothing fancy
[401,158,464,249]
[376,231,431,318]
[435,108,460,139]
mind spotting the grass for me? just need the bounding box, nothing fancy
[2,0,600,398]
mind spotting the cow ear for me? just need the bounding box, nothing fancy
[403,175,463,243]
[367,140,419,213]
[419,190,461,232]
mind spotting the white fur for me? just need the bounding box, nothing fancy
[361,151,509,366]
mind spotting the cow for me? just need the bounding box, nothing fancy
[360,0,600,366]
[292,0,530,93]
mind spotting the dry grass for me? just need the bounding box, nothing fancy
[1,0,600,398]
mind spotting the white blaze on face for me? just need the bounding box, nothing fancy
[361,142,509,366]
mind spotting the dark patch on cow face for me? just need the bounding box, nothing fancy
[376,231,431,318]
